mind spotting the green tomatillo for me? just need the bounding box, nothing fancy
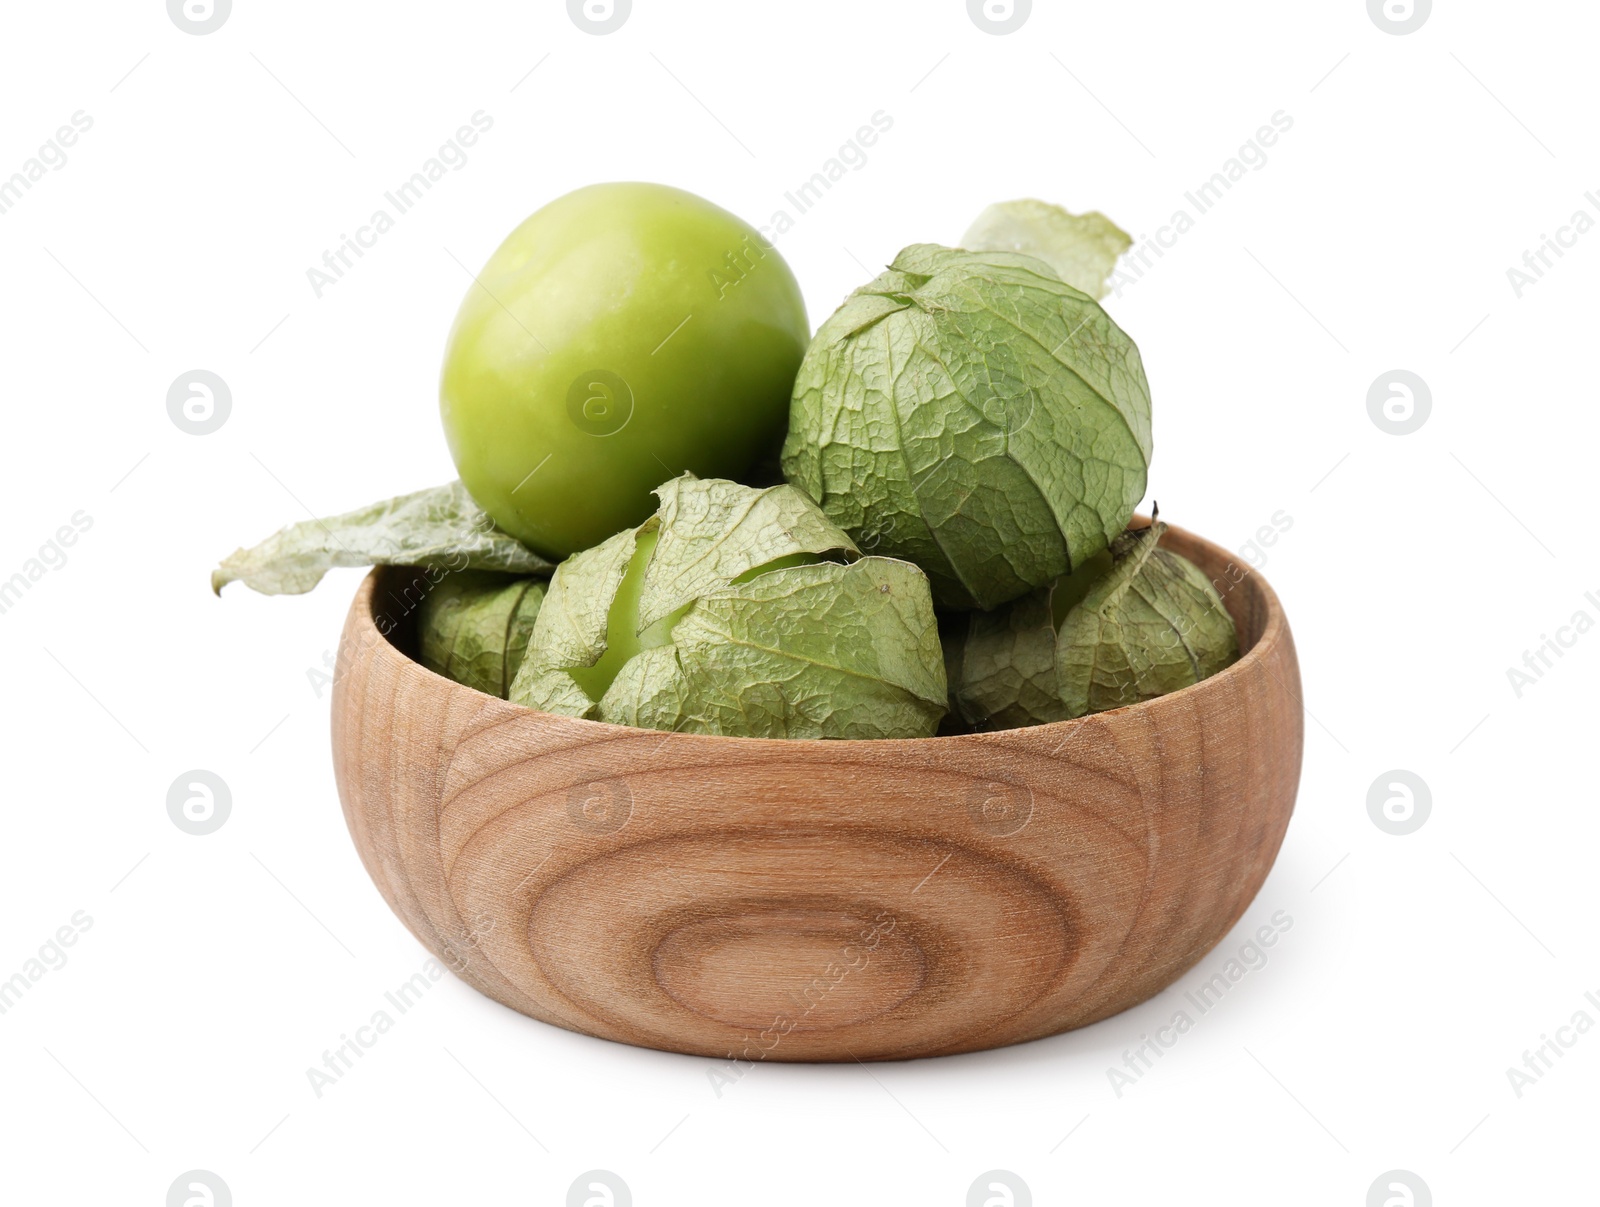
[944,520,1238,730]
[509,475,949,739]
[441,182,811,558]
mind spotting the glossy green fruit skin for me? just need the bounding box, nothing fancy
[441,182,810,558]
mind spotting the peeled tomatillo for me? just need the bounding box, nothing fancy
[441,182,810,558]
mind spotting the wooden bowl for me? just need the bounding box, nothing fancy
[331,521,1301,1062]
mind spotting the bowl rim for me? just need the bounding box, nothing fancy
[351,515,1288,749]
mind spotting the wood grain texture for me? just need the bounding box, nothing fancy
[330,521,1303,1061]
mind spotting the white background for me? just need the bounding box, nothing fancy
[1,1,1594,1203]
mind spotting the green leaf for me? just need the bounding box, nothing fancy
[530,527,640,671]
[601,559,947,739]
[638,475,857,629]
[1055,522,1239,716]
[945,547,1112,730]
[505,525,638,718]
[948,528,1237,727]
[512,665,602,720]
[947,587,1068,730]
[417,571,546,698]
[961,200,1132,300]
[782,243,1152,610]
[212,481,553,596]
